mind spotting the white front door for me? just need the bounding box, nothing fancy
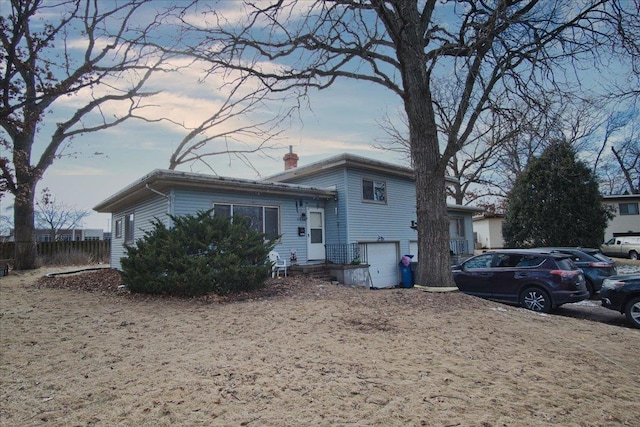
[306,208,325,260]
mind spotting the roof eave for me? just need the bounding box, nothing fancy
[94,170,337,213]
[268,153,458,184]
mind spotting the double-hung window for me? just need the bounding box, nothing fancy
[213,203,280,240]
[449,216,465,239]
[124,213,134,243]
[362,178,386,203]
[115,219,123,238]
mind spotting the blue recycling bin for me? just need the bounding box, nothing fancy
[398,255,414,288]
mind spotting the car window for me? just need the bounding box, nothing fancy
[495,254,523,268]
[555,258,577,270]
[515,255,545,267]
[593,253,612,263]
[569,252,586,261]
[463,254,493,269]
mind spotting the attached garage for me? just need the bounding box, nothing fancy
[364,242,399,288]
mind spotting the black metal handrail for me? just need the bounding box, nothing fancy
[325,243,364,264]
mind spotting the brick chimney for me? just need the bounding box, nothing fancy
[283,145,299,170]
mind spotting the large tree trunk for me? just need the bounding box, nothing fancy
[396,5,454,288]
[13,184,37,270]
[410,115,453,287]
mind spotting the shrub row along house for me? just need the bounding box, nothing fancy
[94,151,480,288]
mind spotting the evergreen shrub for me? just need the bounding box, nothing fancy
[503,141,613,248]
[121,210,275,297]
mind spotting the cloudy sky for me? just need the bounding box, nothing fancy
[3,1,632,232]
[34,75,405,230]
[3,2,413,231]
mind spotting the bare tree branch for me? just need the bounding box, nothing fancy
[35,187,90,241]
[1,0,176,269]
[161,0,638,285]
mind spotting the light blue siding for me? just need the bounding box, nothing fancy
[286,166,477,260]
[273,168,346,245]
[110,193,169,269]
[344,166,418,248]
[111,189,335,269]
[127,187,329,265]
[289,166,419,260]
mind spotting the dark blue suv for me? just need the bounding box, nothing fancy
[533,247,617,297]
[600,274,640,328]
[452,249,589,313]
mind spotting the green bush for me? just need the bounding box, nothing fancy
[121,210,276,297]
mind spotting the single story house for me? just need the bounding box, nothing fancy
[472,212,505,250]
[94,152,480,288]
[602,194,640,239]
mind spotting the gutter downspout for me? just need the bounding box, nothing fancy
[145,184,172,226]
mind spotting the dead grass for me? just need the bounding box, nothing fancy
[1,267,639,426]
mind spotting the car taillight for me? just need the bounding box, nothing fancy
[550,270,579,277]
[588,262,613,268]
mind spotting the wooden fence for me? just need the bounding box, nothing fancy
[0,240,110,264]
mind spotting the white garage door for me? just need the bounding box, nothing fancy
[365,242,399,289]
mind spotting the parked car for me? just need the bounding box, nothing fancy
[452,249,589,313]
[600,274,640,329]
[533,247,617,297]
[600,236,640,260]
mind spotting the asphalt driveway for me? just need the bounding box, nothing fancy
[555,258,639,329]
[555,299,631,328]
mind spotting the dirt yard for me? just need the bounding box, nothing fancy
[1,266,639,426]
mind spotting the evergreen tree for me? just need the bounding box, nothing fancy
[121,210,275,297]
[503,141,613,248]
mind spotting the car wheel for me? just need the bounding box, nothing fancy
[624,297,640,329]
[520,287,552,313]
[629,251,639,261]
[585,279,596,298]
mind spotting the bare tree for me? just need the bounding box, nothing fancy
[592,109,640,194]
[35,188,89,241]
[1,1,307,269]
[375,102,530,206]
[172,0,638,286]
[0,0,177,269]
[165,72,297,174]
[611,142,640,194]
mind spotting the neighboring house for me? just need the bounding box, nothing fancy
[603,194,640,239]
[4,228,105,242]
[472,213,505,250]
[94,152,480,288]
[38,228,105,242]
[472,194,640,250]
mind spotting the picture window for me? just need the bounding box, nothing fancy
[213,203,280,240]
